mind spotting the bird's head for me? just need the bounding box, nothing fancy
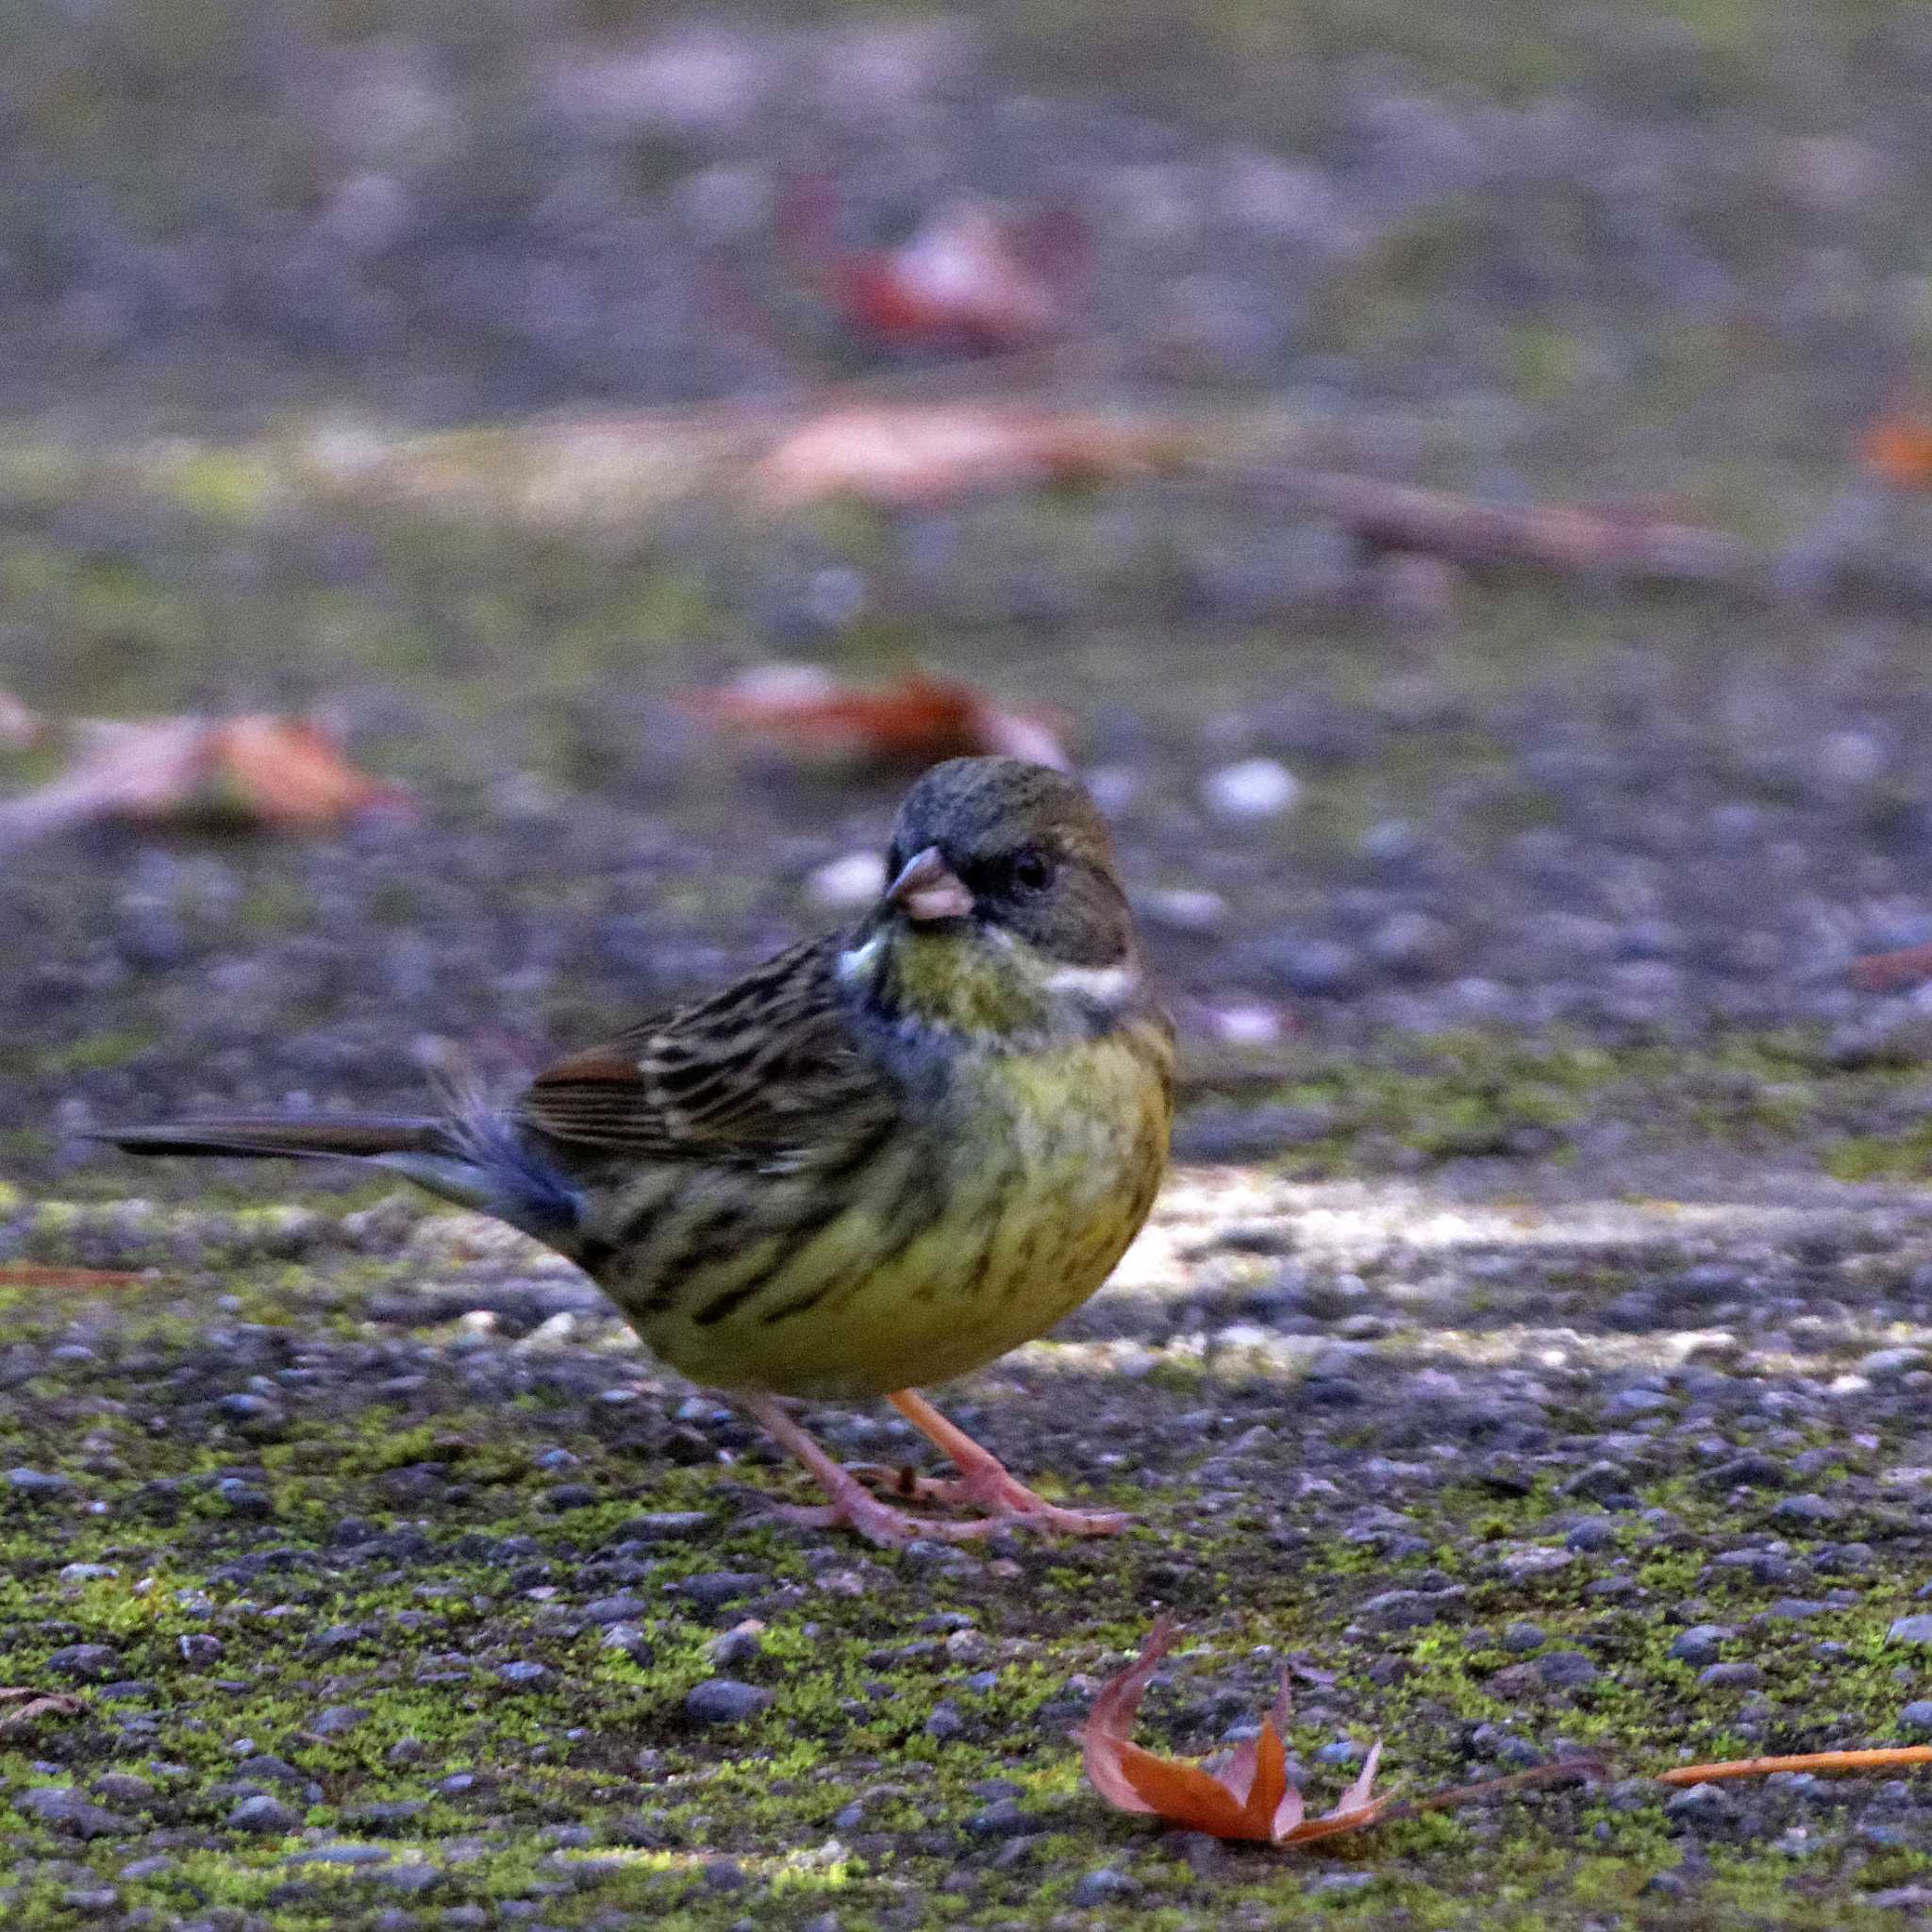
[839,757,1143,1042]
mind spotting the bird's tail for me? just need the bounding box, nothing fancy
[97,1116,448,1161]
[92,1106,584,1242]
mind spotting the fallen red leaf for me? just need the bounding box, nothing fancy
[1077,1621,1932,1856]
[0,1688,85,1732]
[681,666,1069,771]
[1076,1618,1390,1845]
[0,707,409,850]
[781,181,1083,356]
[749,403,1188,510]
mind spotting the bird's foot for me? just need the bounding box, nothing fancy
[766,1472,1022,1549]
[845,1460,1129,1537]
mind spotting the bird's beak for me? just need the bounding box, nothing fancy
[886,845,974,924]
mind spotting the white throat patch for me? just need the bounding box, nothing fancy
[1042,959,1141,1010]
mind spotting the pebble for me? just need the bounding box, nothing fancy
[1697,1662,1766,1690]
[807,853,887,911]
[1071,1867,1141,1905]
[1670,1624,1737,1665]
[47,1643,123,1682]
[7,1467,75,1498]
[228,1794,300,1834]
[682,1679,773,1725]
[15,1789,135,1838]
[1202,757,1299,821]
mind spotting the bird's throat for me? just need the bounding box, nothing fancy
[847,924,1131,1046]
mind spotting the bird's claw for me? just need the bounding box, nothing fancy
[841,1460,1129,1537]
[766,1489,1024,1549]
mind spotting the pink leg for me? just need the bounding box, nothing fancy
[871,1389,1128,1537]
[740,1395,1023,1548]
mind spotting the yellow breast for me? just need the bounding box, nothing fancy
[637,1018,1172,1401]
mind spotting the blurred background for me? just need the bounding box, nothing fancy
[8,0,1932,1187]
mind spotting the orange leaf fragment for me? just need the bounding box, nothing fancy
[1862,413,1932,489]
[1658,1747,1932,1787]
[750,403,1188,510]
[681,666,1069,771]
[0,1265,145,1290]
[208,717,409,832]
[0,709,408,850]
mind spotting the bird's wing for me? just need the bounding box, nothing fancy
[516,936,895,1162]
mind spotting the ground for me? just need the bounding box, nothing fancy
[9,2,1932,1928]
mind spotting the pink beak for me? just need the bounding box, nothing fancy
[886,845,974,923]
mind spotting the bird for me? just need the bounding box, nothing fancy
[93,757,1174,1547]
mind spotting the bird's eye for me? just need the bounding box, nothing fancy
[1008,846,1055,893]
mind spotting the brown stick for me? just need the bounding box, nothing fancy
[1208,464,1766,588]
[1849,941,1932,993]
[1657,1747,1932,1787]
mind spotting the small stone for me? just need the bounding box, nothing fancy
[228,1793,301,1834]
[1665,1781,1732,1821]
[1771,1493,1838,1525]
[601,1623,655,1662]
[1889,1614,1932,1646]
[92,1774,154,1808]
[309,1705,371,1736]
[1858,1347,1926,1380]
[1900,1701,1932,1734]
[617,1511,712,1541]
[584,1591,652,1624]
[807,852,887,911]
[1697,1662,1765,1691]
[1565,1517,1619,1552]
[1562,1461,1636,1505]
[16,1788,134,1838]
[678,1571,767,1611]
[48,1642,122,1682]
[177,1633,224,1668]
[496,1661,551,1688]
[1670,1624,1736,1666]
[1500,1622,1546,1654]
[1538,1651,1599,1690]
[1202,757,1299,822]
[682,1679,772,1725]
[289,1842,391,1867]
[924,1701,965,1740]
[7,1468,75,1499]
[1706,1452,1787,1491]
[966,1797,1041,1839]
[1070,1867,1140,1907]
[1366,909,1458,978]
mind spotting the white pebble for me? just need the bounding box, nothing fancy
[808,851,888,910]
[1141,887,1228,934]
[1207,1002,1283,1045]
[1202,757,1299,822]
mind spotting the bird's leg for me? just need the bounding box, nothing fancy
[865,1388,1129,1536]
[739,1395,1022,1549]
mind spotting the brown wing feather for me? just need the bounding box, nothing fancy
[516,935,896,1162]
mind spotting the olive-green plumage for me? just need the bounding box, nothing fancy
[97,757,1173,1543]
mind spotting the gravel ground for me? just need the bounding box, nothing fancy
[8,4,1932,1927]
